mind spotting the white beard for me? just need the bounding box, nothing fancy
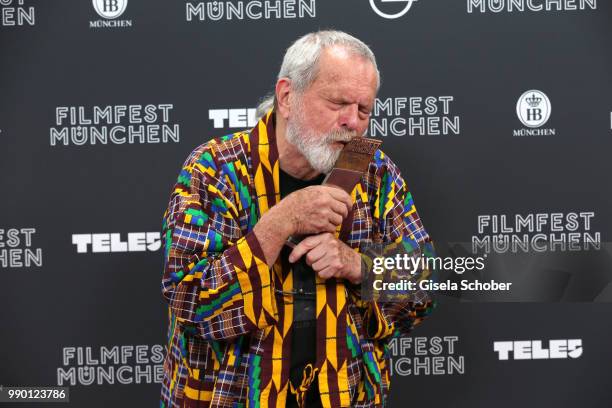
[285,107,357,174]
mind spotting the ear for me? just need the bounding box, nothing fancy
[275,78,292,120]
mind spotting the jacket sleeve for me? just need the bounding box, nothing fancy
[350,156,435,340]
[161,144,278,341]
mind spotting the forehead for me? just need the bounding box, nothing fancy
[310,46,378,100]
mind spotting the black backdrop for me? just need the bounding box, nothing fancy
[1,1,611,407]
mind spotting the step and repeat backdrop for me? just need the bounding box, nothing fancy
[1,0,611,407]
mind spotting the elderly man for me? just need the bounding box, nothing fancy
[160,30,434,408]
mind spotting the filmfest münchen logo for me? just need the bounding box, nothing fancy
[472,212,601,254]
[185,0,316,22]
[50,104,180,146]
[0,0,36,27]
[57,344,165,386]
[370,0,418,19]
[0,228,42,268]
[467,0,597,14]
[389,336,464,376]
[369,96,461,136]
[513,90,555,137]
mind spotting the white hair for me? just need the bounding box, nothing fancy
[255,30,380,119]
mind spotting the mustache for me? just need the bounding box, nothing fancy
[324,129,358,143]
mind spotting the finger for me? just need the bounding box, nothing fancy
[317,265,336,280]
[312,255,331,272]
[325,221,337,233]
[328,187,353,210]
[329,199,349,218]
[288,235,321,263]
[326,188,353,212]
[328,212,343,227]
[305,244,326,266]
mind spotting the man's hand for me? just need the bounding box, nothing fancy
[288,232,362,284]
[253,185,352,267]
[280,185,353,235]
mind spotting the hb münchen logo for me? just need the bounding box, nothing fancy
[93,0,128,19]
[516,90,551,128]
[369,0,418,19]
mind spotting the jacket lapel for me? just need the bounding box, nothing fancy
[247,110,351,407]
[249,109,280,215]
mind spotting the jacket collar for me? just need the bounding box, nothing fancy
[249,109,280,216]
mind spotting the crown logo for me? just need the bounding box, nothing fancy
[525,93,542,107]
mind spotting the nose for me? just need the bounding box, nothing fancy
[338,103,360,131]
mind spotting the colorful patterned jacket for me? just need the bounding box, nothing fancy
[160,110,434,408]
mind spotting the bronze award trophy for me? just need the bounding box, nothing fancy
[286,136,382,248]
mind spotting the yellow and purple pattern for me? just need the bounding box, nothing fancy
[160,110,434,408]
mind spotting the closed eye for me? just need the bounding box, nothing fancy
[329,99,345,108]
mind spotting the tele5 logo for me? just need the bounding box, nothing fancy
[494,339,582,360]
